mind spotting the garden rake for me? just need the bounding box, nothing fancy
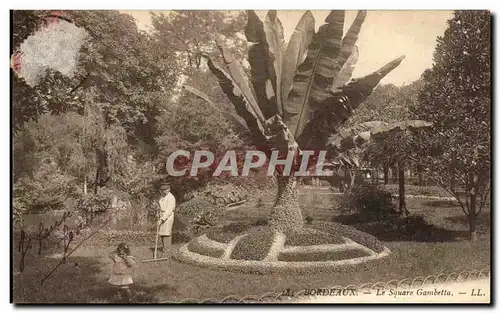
[142,219,169,263]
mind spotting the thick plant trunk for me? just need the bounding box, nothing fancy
[469,193,478,241]
[398,161,407,216]
[269,176,303,232]
[469,213,477,242]
[383,166,389,185]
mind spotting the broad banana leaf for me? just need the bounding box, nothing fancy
[202,53,268,144]
[340,10,366,54]
[281,10,315,102]
[284,11,345,139]
[330,10,367,91]
[245,10,266,42]
[370,120,433,141]
[263,11,286,115]
[299,55,406,148]
[331,45,359,90]
[328,120,433,154]
[183,84,249,134]
[214,37,264,122]
[246,10,276,119]
[331,120,387,147]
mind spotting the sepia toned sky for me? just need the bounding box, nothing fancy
[122,10,454,86]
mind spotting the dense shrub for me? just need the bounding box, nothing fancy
[338,184,396,220]
[177,196,224,224]
[14,173,81,215]
[75,188,124,228]
[176,196,225,236]
[13,198,26,225]
[169,176,209,204]
[284,228,344,246]
[171,215,194,243]
[230,227,274,261]
[184,183,247,207]
[311,221,386,253]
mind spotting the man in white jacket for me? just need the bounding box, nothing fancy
[158,183,176,254]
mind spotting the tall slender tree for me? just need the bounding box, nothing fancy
[415,10,491,241]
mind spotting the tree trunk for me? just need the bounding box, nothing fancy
[450,171,456,190]
[417,166,424,186]
[469,193,478,241]
[269,176,303,232]
[398,161,407,216]
[383,166,389,185]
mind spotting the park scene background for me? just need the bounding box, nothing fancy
[11,9,490,303]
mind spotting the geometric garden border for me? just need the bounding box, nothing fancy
[174,233,391,274]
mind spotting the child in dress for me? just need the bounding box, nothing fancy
[108,243,137,302]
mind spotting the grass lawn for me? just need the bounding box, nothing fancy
[13,239,490,303]
[13,188,491,303]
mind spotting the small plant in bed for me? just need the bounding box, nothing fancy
[187,237,225,258]
[205,227,241,243]
[278,249,370,262]
[311,221,386,253]
[284,228,344,246]
[230,227,274,261]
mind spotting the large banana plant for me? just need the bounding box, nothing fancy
[183,10,429,231]
[185,10,407,154]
